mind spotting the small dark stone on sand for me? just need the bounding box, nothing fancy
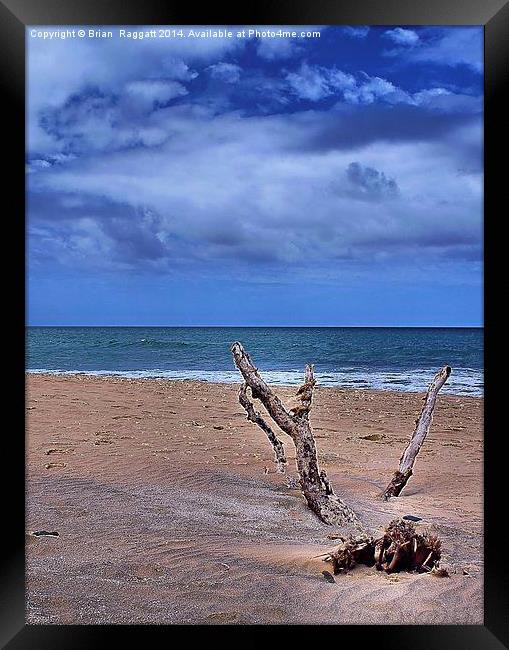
[402,515,422,522]
[213,426,224,430]
[32,531,59,538]
[322,570,336,583]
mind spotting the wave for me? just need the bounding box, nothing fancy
[101,339,194,349]
[27,367,483,396]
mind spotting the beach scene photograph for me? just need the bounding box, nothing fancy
[26,25,483,625]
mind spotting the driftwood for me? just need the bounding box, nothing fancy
[238,382,287,473]
[231,343,447,577]
[231,341,361,528]
[324,519,444,575]
[381,365,451,500]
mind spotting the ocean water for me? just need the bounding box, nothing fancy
[26,327,483,396]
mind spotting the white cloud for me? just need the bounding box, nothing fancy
[27,30,242,153]
[284,62,481,113]
[286,63,333,101]
[411,28,483,72]
[342,26,370,39]
[412,88,481,113]
[27,153,77,174]
[343,76,397,104]
[27,159,51,173]
[286,63,398,105]
[383,28,420,46]
[328,69,357,92]
[256,38,298,61]
[208,62,242,83]
[124,80,189,108]
[162,57,199,81]
[384,27,483,72]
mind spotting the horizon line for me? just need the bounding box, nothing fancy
[26,324,484,329]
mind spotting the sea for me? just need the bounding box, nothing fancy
[26,327,483,397]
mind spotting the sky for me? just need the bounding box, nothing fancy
[27,25,483,326]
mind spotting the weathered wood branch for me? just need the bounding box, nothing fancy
[231,341,361,528]
[382,365,451,500]
[238,382,287,473]
[231,342,296,434]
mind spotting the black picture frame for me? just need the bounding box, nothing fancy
[3,0,507,646]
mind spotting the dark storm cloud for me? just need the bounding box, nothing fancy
[28,191,170,267]
[297,103,481,153]
[99,209,166,261]
[346,162,399,200]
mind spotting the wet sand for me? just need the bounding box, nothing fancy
[26,374,483,624]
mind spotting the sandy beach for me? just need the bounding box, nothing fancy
[26,374,483,625]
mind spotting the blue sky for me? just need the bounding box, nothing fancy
[27,26,483,326]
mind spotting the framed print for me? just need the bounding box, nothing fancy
[2,0,508,646]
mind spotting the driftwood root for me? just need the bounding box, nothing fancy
[324,519,443,575]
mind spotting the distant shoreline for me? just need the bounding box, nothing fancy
[25,370,484,398]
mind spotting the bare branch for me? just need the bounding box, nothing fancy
[231,342,296,435]
[238,382,287,473]
[382,365,451,500]
[231,341,361,529]
[290,363,315,419]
